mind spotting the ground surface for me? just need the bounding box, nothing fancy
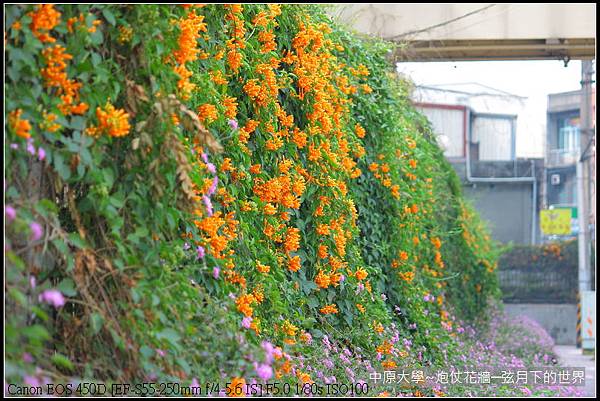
[554,345,596,397]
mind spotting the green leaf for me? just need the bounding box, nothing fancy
[156,328,181,344]
[53,152,71,180]
[8,288,27,306]
[90,313,104,335]
[102,9,117,26]
[68,233,88,249]
[51,353,74,371]
[57,278,78,297]
[90,29,104,46]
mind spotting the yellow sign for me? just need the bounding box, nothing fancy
[540,209,572,235]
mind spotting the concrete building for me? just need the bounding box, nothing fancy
[411,83,543,245]
[543,88,596,240]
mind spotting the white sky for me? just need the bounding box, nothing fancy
[397,60,588,157]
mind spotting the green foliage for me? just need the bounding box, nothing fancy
[5,4,500,390]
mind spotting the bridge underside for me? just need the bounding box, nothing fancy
[392,38,595,62]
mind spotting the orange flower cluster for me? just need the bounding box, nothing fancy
[172,9,208,99]
[197,103,218,124]
[8,109,32,139]
[85,102,130,138]
[28,4,61,43]
[283,227,300,253]
[41,45,88,116]
[398,271,415,283]
[355,267,368,281]
[253,173,304,210]
[287,255,301,272]
[41,111,61,133]
[256,261,271,274]
[319,304,338,315]
[224,4,245,74]
[67,13,101,33]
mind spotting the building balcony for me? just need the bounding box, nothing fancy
[546,149,579,167]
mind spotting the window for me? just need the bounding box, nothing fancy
[417,106,465,158]
[557,116,580,152]
[472,116,515,161]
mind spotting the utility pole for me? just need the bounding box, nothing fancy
[576,60,594,348]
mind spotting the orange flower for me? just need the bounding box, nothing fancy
[288,255,301,272]
[320,304,338,314]
[398,271,415,283]
[315,271,331,289]
[29,4,61,43]
[226,377,246,397]
[8,109,32,139]
[284,227,301,253]
[355,123,366,138]
[235,294,255,317]
[227,49,242,73]
[316,224,330,236]
[197,104,218,124]
[355,267,368,281]
[221,157,234,172]
[256,261,270,274]
[249,164,261,175]
[171,9,208,98]
[210,70,228,85]
[223,96,238,119]
[41,112,61,133]
[317,244,328,259]
[87,102,130,138]
[263,203,277,215]
[40,45,88,116]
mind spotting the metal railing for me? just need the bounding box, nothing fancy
[546,149,579,167]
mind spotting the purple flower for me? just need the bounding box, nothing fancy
[29,222,43,241]
[23,375,40,387]
[38,147,46,161]
[381,293,387,301]
[339,274,345,282]
[156,349,166,357]
[262,341,275,363]
[255,363,273,380]
[29,276,36,289]
[10,143,19,149]
[22,353,34,363]
[201,152,209,164]
[190,378,200,391]
[206,162,217,175]
[183,242,191,250]
[5,205,16,222]
[242,316,252,329]
[26,140,36,155]
[323,358,334,369]
[196,245,205,260]
[202,195,213,216]
[208,176,218,196]
[228,119,239,130]
[213,266,220,279]
[38,289,65,308]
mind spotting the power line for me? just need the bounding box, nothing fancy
[386,4,497,40]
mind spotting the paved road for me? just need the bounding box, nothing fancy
[554,345,596,397]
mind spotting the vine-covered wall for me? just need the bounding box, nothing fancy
[5,4,500,391]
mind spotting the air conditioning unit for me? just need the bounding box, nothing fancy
[551,174,561,185]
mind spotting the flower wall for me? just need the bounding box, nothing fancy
[5,4,500,392]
